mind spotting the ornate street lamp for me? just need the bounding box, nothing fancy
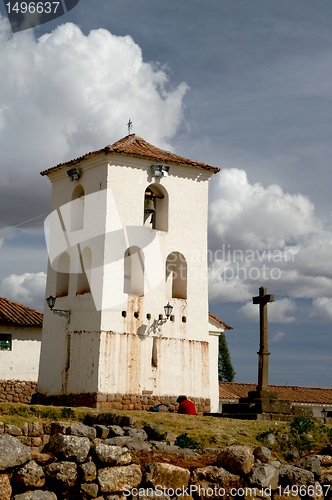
[148,302,173,335]
[46,295,71,321]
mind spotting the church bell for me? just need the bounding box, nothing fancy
[144,197,155,214]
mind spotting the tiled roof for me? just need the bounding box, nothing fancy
[209,313,233,330]
[40,134,220,176]
[219,382,332,405]
[0,297,43,327]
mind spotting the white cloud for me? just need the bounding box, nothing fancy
[0,272,46,311]
[0,16,188,226]
[238,298,296,324]
[0,17,189,308]
[209,168,321,250]
[309,297,332,322]
[272,331,285,343]
[208,168,332,305]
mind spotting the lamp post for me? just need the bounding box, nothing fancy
[148,302,173,335]
[46,295,71,321]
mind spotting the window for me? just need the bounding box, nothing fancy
[143,184,168,231]
[124,246,144,295]
[56,252,70,297]
[166,252,187,299]
[0,334,12,351]
[71,184,85,231]
[77,247,92,294]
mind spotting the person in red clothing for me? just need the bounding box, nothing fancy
[176,395,198,415]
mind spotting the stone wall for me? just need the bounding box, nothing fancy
[32,391,211,413]
[0,415,331,500]
[0,380,37,404]
[0,380,211,412]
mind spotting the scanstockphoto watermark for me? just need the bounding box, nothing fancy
[124,485,331,498]
[124,485,279,498]
[3,0,80,33]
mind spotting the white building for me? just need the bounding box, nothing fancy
[38,134,224,411]
[0,297,43,381]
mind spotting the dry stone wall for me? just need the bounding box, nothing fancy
[0,380,211,413]
[33,392,211,412]
[0,381,37,404]
[1,416,332,500]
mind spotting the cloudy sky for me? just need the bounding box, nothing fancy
[1,0,332,388]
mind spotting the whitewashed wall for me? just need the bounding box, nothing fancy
[38,151,217,406]
[0,325,41,381]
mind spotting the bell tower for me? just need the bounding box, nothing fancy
[37,134,221,411]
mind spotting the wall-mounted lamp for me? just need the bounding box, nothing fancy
[67,167,81,181]
[148,302,173,335]
[46,295,71,320]
[151,164,170,177]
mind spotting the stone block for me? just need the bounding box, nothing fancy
[31,437,43,447]
[249,464,279,490]
[112,402,123,410]
[5,424,22,436]
[13,460,45,489]
[0,474,11,500]
[91,443,131,466]
[81,482,99,498]
[44,461,78,489]
[18,437,32,446]
[0,434,31,471]
[47,434,91,463]
[145,462,190,490]
[98,464,142,493]
[23,421,44,437]
[80,460,97,482]
[217,445,255,475]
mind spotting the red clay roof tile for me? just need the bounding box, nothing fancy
[0,297,43,327]
[40,134,220,176]
[219,382,332,405]
[209,312,233,330]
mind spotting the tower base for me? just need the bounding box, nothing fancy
[32,391,211,412]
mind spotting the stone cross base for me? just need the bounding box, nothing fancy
[247,389,279,400]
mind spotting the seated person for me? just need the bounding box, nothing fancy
[176,395,198,415]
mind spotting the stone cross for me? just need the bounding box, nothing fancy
[252,286,274,392]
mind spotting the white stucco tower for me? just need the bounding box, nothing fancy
[37,134,223,411]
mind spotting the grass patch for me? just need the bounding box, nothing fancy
[1,404,331,459]
[256,416,332,460]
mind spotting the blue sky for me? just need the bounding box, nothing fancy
[1,0,332,387]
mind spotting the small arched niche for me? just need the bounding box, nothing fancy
[56,252,70,297]
[77,246,92,294]
[124,246,145,296]
[71,184,85,232]
[166,252,187,299]
[143,184,168,231]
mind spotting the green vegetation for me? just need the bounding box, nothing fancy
[1,405,332,460]
[175,432,201,449]
[256,416,332,460]
[218,332,236,382]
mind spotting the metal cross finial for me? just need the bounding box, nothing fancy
[127,118,133,135]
